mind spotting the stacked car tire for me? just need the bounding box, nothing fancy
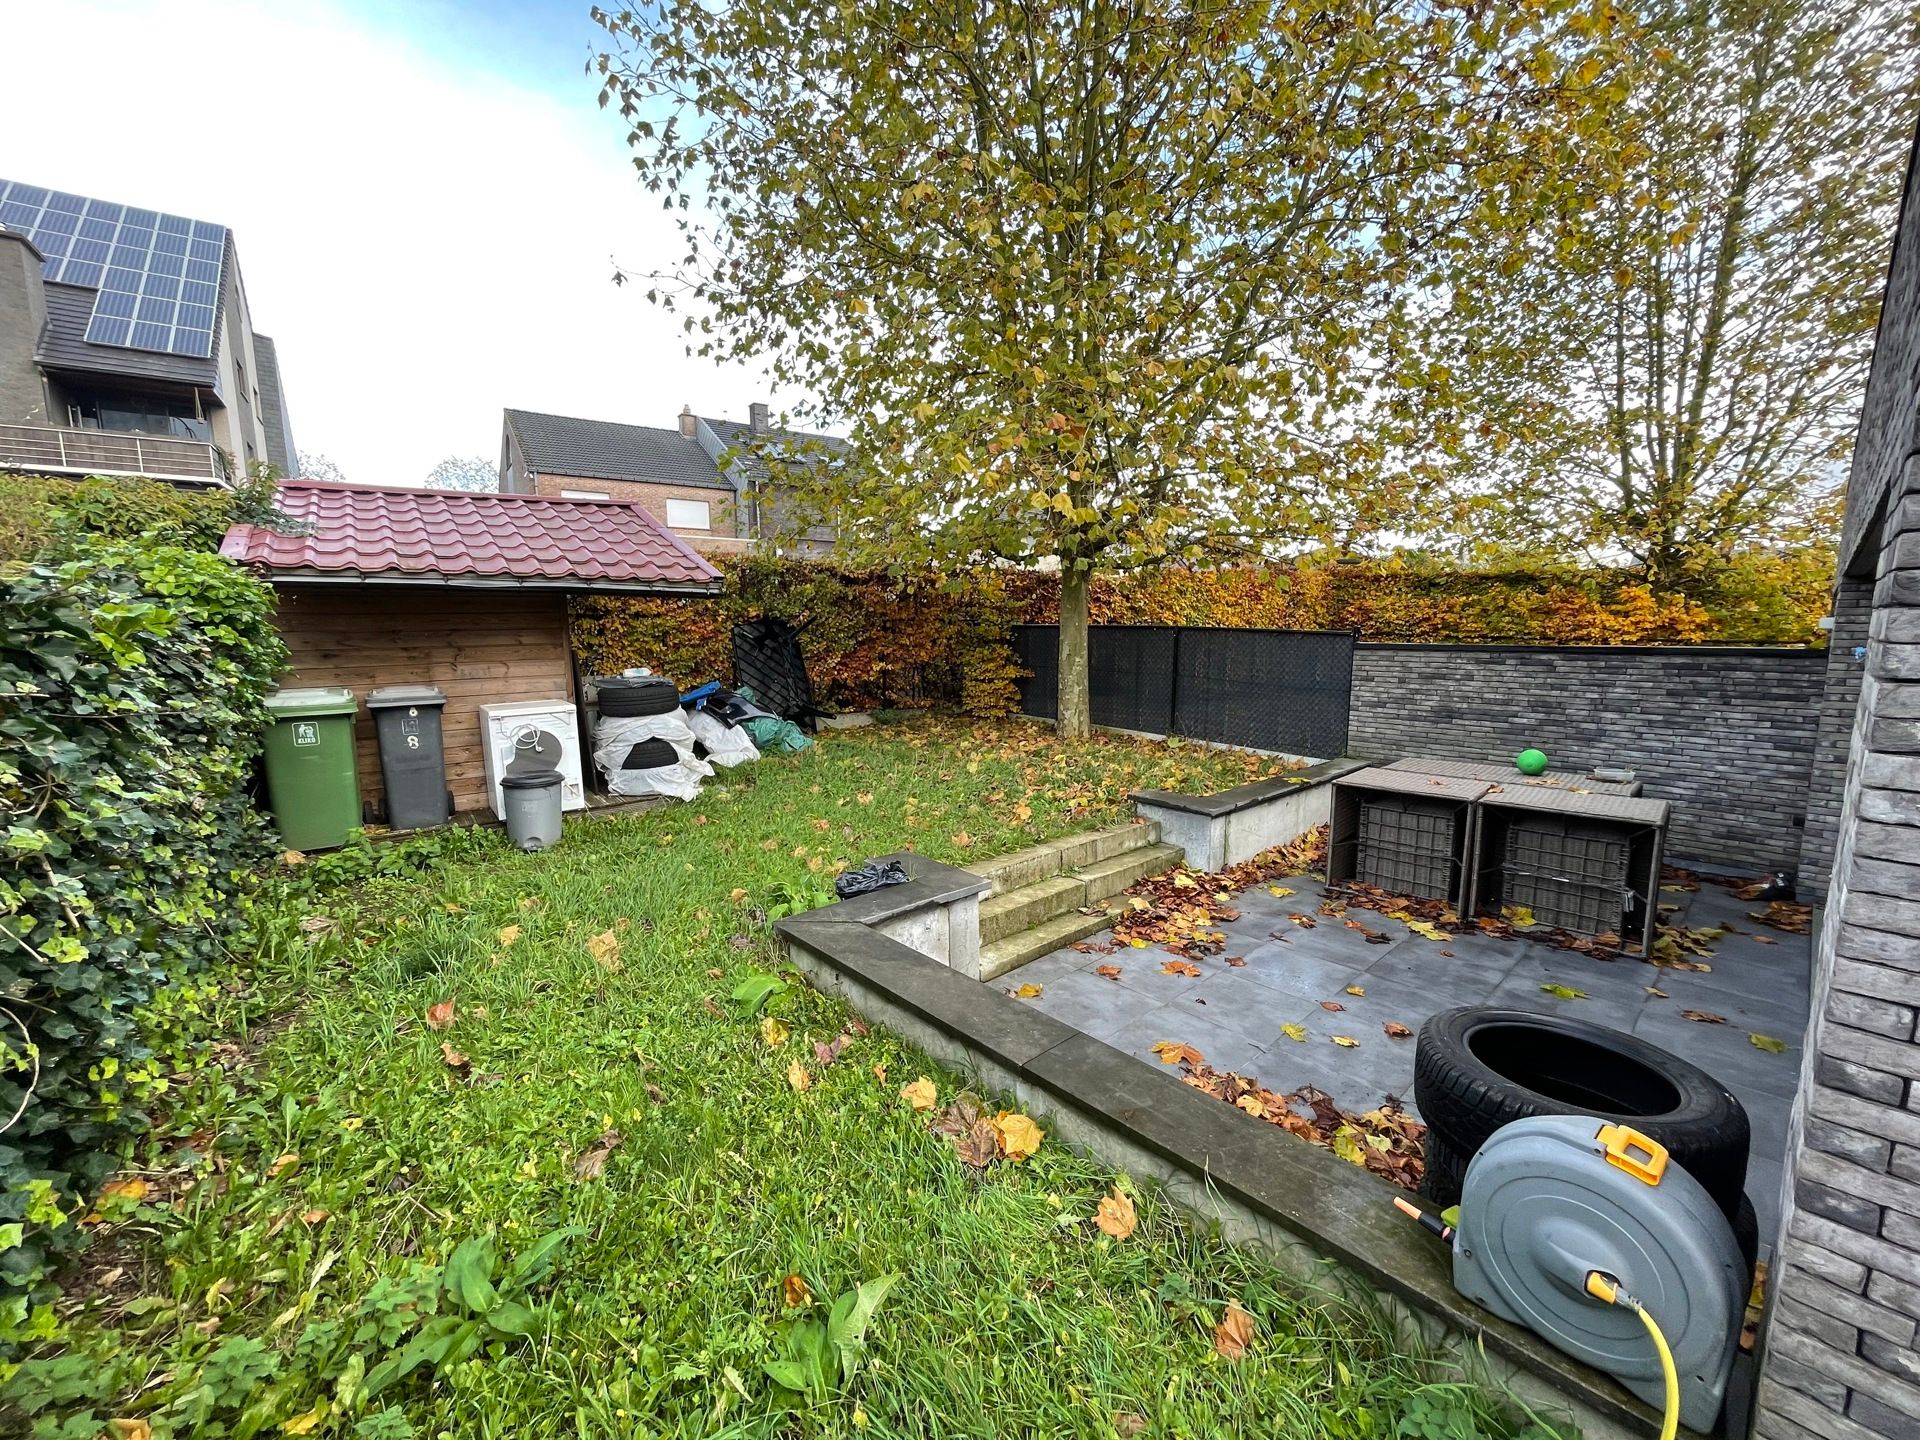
[1415,1007,1758,1272]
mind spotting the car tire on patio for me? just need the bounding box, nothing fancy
[1414,1006,1751,1219]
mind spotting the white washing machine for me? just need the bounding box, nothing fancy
[478,700,587,818]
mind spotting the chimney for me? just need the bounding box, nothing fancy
[678,403,697,438]
[749,401,770,435]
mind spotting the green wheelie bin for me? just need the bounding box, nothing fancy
[261,687,362,850]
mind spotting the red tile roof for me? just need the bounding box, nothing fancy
[220,481,722,592]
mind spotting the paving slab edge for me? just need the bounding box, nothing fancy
[775,901,1700,1440]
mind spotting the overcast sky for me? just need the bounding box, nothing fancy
[6,0,780,485]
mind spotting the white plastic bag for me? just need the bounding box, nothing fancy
[594,711,712,798]
[684,707,761,767]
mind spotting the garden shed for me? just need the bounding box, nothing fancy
[220,480,721,818]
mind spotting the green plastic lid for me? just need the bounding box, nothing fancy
[265,686,358,719]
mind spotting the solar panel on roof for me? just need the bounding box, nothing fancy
[0,177,228,359]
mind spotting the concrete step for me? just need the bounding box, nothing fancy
[979,873,1088,945]
[966,820,1163,896]
[1076,842,1185,903]
[968,841,1071,897]
[1053,819,1163,873]
[980,907,1114,981]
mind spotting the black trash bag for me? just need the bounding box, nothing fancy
[835,859,909,899]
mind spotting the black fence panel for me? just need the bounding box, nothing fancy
[1011,624,1352,758]
[1171,627,1352,759]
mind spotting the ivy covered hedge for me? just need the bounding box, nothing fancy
[0,488,287,1320]
[572,554,1029,715]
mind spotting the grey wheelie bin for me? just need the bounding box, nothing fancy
[366,684,451,830]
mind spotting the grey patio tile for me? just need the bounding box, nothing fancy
[1230,940,1370,1003]
[1631,1006,1805,1099]
[1359,942,1515,1000]
[1099,1005,1272,1080]
[1485,971,1647,1034]
[1164,970,1320,1046]
[1269,1005,1421,1113]
[999,945,1104,989]
[1746,1157,1784,1253]
[1024,968,1166,1043]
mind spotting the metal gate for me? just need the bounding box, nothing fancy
[1011,624,1352,758]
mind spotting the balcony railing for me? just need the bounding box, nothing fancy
[0,422,228,485]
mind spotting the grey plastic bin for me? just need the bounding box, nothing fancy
[366,684,450,830]
[501,768,563,851]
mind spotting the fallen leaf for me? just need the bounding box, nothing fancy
[760,1015,789,1048]
[1384,1022,1413,1039]
[1161,960,1203,977]
[425,1001,456,1031]
[1237,1094,1264,1116]
[1681,1010,1727,1024]
[1541,983,1588,1001]
[730,887,748,902]
[440,1042,469,1070]
[498,924,522,948]
[900,1077,937,1110]
[950,830,974,848]
[1288,912,1318,928]
[1095,964,1123,981]
[267,1153,299,1179]
[1115,1414,1148,1438]
[280,850,305,866]
[1280,1023,1308,1043]
[108,1421,152,1440]
[1013,983,1044,998]
[992,1111,1044,1162]
[1751,1033,1789,1054]
[952,1118,1000,1168]
[1752,934,1778,945]
[1095,1187,1137,1240]
[1344,985,1366,997]
[282,1412,326,1437]
[1213,1300,1256,1361]
[1646,987,1669,998]
[97,1177,149,1206]
[301,1209,330,1226]
[1151,1041,1205,1067]
[1319,1000,1345,1012]
[573,1129,622,1181]
[1268,886,1295,898]
[813,1035,849,1066]
[782,1273,814,1308]
[787,1062,812,1092]
[645,1083,666,1104]
[1331,1035,1359,1048]
[1502,905,1537,927]
[1224,955,1247,967]
[587,930,621,973]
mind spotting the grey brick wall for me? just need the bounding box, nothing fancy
[1804,581,1875,895]
[1350,644,1826,872]
[1755,130,1920,1440]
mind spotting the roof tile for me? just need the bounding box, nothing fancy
[220,481,722,592]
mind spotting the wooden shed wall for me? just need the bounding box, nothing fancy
[272,586,576,818]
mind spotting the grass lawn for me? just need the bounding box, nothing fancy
[16,717,1555,1440]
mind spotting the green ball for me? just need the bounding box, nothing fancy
[1515,748,1549,776]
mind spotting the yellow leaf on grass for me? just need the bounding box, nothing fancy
[1095,1187,1137,1240]
[1280,1023,1308,1043]
[282,1405,326,1435]
[98,1177,149,1205]
[787,1062,812,1092]
[760,1016,789,1048]
[1331,1035,1359,1048]
[950,831,975,848]
[1750,1033,1789,1054]
[267,1152,299,1179]
[110,1421,154,1440]
[900,1077,938,1111]
[498,924,522,948]
[782,1273,814,1308]
[587,930,621,972]
[425,1000,456,1030]
[992,1111,1044,1162]
[730,888,748,902]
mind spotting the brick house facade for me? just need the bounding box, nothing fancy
[1752,128,1920,1440]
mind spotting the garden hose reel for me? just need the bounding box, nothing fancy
[1449,1116,1745,1434]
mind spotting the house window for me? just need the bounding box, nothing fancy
[561,489,610,500]
[666,498,711,530]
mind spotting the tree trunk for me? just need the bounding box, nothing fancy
[1057,563,1091,740]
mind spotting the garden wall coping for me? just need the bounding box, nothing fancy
[1128,756,1371,818]
[1129,758,1371,871]
[776,900,1703,1440]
